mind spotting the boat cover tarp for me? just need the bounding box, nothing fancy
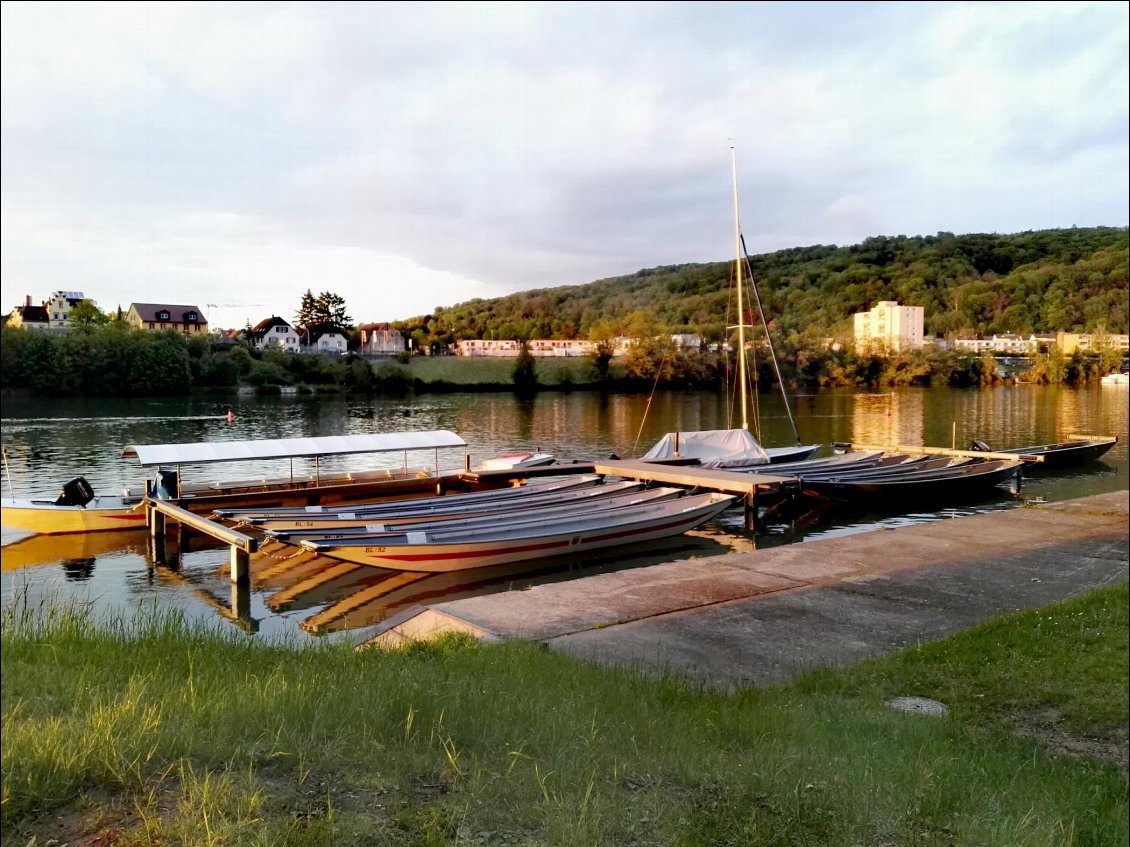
[641,429,770,468]
[121,431,467,466]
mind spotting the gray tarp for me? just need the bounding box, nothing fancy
[641,429,770,468]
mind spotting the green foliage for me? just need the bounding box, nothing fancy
[399,227,1127,345]
[67,299,109,331]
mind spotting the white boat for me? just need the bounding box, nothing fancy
[0,431,519,536]
[1101,372,1128,386]
[479,451,556,470]
[298,491,739,572]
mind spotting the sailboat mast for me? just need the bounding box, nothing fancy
[731,146,748,432]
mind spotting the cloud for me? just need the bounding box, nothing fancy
[2,2,1127,328]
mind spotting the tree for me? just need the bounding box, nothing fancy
[315,291,352,330]
[295,290,318,330]
[68,299,109,331]
[512,341,538,397]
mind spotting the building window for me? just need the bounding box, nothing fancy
[157,310,170,321]
[148,322,155,330]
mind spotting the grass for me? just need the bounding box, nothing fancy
[374,356,625,389]
[1,583,1126,846]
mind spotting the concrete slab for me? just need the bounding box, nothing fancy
[360,492,1129,690]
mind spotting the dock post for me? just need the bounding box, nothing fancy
[230,545,250,586]
[744,490,761,532]
[147,495,167,562]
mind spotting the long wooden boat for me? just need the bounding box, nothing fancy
[216,475,605,525]
[798,458,1022,504]
[970,435,1118,469]
[244,481,662,533]
[264,486,688,542]
[295,491,739,572]
[0,431,516,536]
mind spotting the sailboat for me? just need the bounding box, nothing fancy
[641,147,820,468]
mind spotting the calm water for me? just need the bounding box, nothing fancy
[2,386,1127,641]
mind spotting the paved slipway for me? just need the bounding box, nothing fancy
[362,491,1129,691]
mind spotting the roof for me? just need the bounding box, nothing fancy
[11,304,49,322]
[120,431,468,466]
[306,323,347,343]
[250,316,293,334]
[130,303,208,323]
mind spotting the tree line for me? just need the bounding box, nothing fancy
[393,226,1128,353]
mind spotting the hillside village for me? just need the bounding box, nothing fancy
[6,291,1128,362]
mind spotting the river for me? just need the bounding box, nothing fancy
[2,386,1127,641]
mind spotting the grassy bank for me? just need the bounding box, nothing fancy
[2,583,1126,846]
[374,355,624,390]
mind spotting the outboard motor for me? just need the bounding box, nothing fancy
[54,476,95,507]
[153,469,180,501]
[968,440,992,452]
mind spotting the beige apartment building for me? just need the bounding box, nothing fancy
[853,301,925,353]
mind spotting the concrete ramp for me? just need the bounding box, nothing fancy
[358,491,1129,688]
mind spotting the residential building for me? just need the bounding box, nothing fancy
[853,301,925,352]
[247,316,301,352]
[1056,332,1130,355]
[44,291,86,330]
[126,303,208,334]
[302,324,348,355]
[6,296,50,331]
[357,323,405,356]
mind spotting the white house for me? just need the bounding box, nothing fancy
[247,316,301,351]
[303,324,348,355]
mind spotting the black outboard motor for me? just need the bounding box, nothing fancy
[153,469,180,501]
[54,476,95,507]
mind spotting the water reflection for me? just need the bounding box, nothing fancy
[2,387,1127,640]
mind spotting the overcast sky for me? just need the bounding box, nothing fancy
[2,2,1127,329]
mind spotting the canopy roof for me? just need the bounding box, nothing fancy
[121,431,467,467]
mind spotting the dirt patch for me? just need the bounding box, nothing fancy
[1012,707,1129,779]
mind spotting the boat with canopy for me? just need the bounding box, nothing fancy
[0,430,520,536]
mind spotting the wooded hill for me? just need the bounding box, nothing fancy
[397,227,1129,347]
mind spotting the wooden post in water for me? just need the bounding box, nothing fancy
[230,545,250,586]
[744,489,760,532]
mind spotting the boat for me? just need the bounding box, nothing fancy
[1100,372,1128,386]
[792,457,1022,505]
[479,451,556,470]
[262,486,688,543]
[640,148,820,467]
[0,431,527,536]
[294,491,739,572]
[233,480,658,532]
[968,435,1118,468]
[215,475,607,527]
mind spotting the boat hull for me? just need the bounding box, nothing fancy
[1,496,148,535]
[302,493,738,572]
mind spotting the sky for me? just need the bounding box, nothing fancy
[2,2,1127,331]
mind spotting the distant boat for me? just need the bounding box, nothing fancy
[1101,372,1128,386]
